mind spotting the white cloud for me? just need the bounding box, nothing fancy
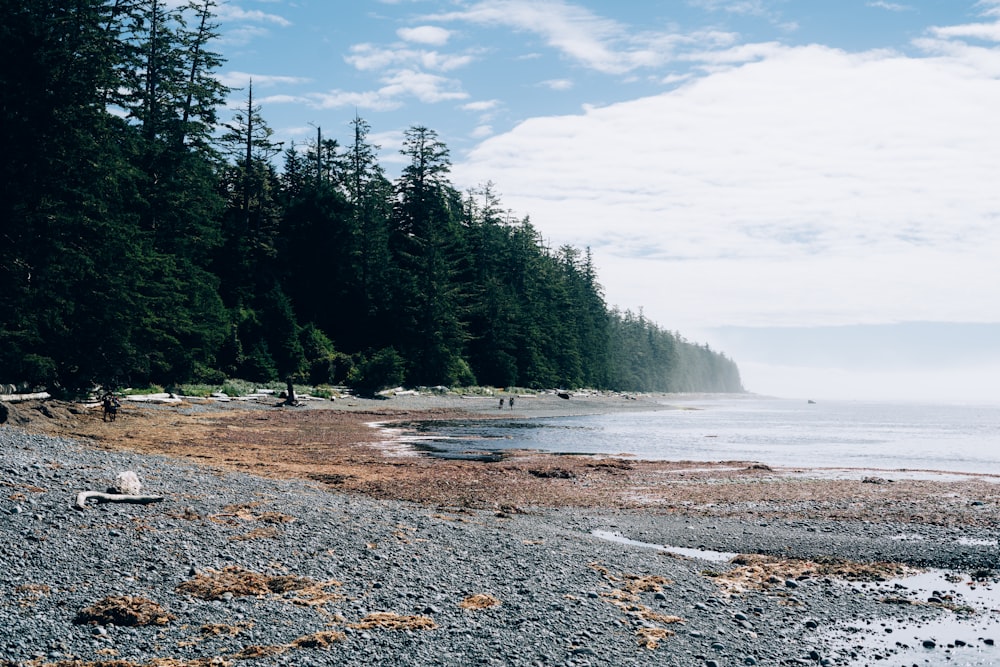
[688,0,770,16]
[471,124,494,138]
[452,42,1000,332]
[398,25,452,46]
[217,25,269,46]
[216,4,292,27]
[978,0,1000,18]
[867,1,913,11]
[296,89,403,112]
[279,70,467,112]
[541,78,574,90]
[429,0,738,75]
[346,43,474,72]
[378,69,468,103]
[929,22,1000,42]
[217,71,310,88]
[462,100,501,112]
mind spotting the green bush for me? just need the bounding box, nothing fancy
[240,341,278,382]
[346,348,406,396]
[310,385,335,399]
[219,379,258,397]
[448,357,477,388]
[174,384,215,398]
[20,354,58,389]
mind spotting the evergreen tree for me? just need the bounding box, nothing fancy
[345,116,394,347]
[0,3,743,394]
[390,127,471,386]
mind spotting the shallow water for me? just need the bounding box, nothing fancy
[402,397,1000,475]
[821,569,1000,666]
[590,530,1000,666]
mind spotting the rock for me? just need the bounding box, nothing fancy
[110,471,142,495]
[922,639,936,649]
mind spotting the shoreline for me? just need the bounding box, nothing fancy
[2,393,1000,665]
[4,392,1000,522]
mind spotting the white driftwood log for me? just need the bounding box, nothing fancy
[74,471,163,510]
[74,491,165,510]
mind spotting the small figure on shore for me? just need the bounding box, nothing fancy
[101,393,120,422]
[499,397,504,410]
[508,396,515,410]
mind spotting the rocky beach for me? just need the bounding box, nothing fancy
[2,392,999,666]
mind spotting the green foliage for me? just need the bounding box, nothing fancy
[241,341,278,382]
[346,348,406,396]
[300,324,352,385]
[219,379,258,397]
[174,383,216,398]
[121,385,166,396]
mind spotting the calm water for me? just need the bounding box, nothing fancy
[403,397,1000,475]
[407,397,1000,665]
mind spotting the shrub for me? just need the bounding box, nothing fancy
[346,348,406,396]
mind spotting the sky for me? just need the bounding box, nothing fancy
[212,0,1000,402]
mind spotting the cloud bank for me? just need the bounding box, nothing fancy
[453,40,1000,331]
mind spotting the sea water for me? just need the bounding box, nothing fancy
[402,397,1000,665]
[403,396,1000,476]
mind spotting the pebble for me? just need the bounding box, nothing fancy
[3,412,998,667]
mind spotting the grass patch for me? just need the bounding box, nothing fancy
[120,385,166,396]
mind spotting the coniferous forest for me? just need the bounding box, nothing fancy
[0,1,744,396]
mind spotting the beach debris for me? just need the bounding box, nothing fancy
[459,593,502,610]
[528,467,575,479]
[348,612,437,631]
[177,566,311,599]
[176,566,342,608]
[636,627,676,650]
[862,476,893,484]
[704,554,915,596]
[74,595,175,626]
[73,471,165,510]
[291,630,347,647]
[588,562,684,649]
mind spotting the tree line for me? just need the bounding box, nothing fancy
[0,0,744,395]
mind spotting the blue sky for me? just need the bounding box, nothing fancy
[212,1,1000,401]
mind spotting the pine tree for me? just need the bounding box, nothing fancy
[390,126,471,385]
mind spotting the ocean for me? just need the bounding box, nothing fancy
[402,395,1000,665]
[402,396,1000,476]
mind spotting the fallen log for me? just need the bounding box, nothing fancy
[74,491,164,511]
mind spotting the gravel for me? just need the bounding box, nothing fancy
[2,423,999,666]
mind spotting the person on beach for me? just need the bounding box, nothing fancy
[101,393,120,422]
[508,396,515,410]
[499,398,504,410]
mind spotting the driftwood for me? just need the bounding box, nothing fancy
[74,491,164,510]
[73,471,164,510]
